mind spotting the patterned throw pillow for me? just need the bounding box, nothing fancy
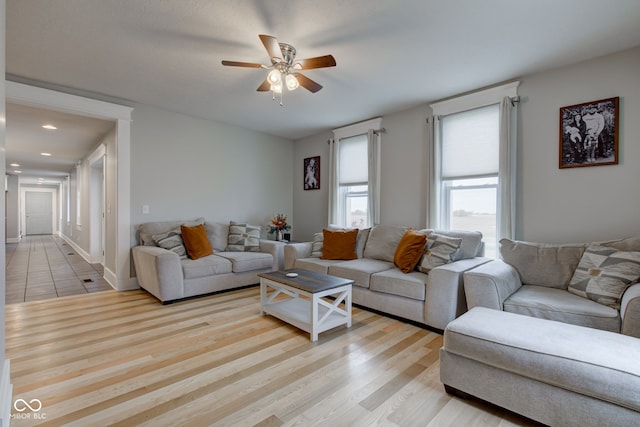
[152,229,187,259]
[418,233,462,273]
[568,244,640,310]
[227,221,261,252]
[310,232,324,257]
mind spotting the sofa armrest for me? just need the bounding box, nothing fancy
[284,242,313,269]
[132,246,184,302]
[259,240,285,271]
[425,257,492,330]
[463,260,523,311]
[621,282,640,338]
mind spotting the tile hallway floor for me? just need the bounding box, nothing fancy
[5,235,113,304]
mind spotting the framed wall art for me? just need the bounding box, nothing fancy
[303,156,320,190]
[559,97,619,169]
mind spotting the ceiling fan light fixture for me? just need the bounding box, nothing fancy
[271,82,283,94]
[267,69,282,85]
[286,74,299,91]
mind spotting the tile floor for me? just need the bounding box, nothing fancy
[5,235,113,304]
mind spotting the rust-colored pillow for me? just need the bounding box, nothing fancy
[180,224,214,260]
[320,228,358,260]
[394,229,428,273]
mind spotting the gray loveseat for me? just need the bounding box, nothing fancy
[464,237,640,337]
[284,224,490,330]
[132,218,283,303]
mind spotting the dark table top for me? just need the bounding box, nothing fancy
[258,268,354,293]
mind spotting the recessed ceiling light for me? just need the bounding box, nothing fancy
[42,124,57,130]
[9,163,19,167]
[40,152,52,156]
[14,170,22,174]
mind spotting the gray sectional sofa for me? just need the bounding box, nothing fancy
[464,236,640,337]
[284,224,490,330]
[132,218,283,303]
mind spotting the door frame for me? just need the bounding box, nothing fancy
[6,81,135,290]
[22,187,57,235]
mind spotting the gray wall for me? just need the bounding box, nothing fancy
[130,103,294,244]
[293,46,640,244]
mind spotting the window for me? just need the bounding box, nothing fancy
[329,117,382,228]
[431,82,519,258]
[338,135,369,228]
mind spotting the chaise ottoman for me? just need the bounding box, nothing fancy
[440,307,640,427]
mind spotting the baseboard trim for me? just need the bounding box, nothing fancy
[0,359,13,426]
[59,233,93,264]
[6,236,21,244]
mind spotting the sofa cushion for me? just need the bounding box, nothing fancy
[152,229,187,259]
[328,258,394,289]
[418,233,462,273]
[394,229,428,273]
[181,224,214,260]
[181,255,233,280]
[567,244,640,310]
[294,258,344,274]
[504,285,620,332]
[138,217,205,246]
[499,238,587,289]
[363,224,408,262]
[227,221,261,252]
[205,222,230,252]
[215,251,273,273]
[370,269,428,301]
[320,229,358,260]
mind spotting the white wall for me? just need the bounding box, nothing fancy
[293,47,640,245]
[130,104,294,244]
[517,47,640,243]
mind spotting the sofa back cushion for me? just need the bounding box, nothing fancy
[136,217,205,246]
[205,222,230,252]
[364,225,409,262]
[500,238,587,289]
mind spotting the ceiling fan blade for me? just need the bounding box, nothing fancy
[259,34,283,62]
[295,55,337,70]
[221,60,263,68]
[256,78,271,92]
[293,73,323,93]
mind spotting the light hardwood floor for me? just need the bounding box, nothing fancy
[6,287,537,426]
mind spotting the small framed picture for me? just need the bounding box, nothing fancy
[559,97,619,169]
[303,156,320,190]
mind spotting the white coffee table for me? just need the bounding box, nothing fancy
[258,269,353,342]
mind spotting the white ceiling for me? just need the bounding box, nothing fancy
[5,0,640,180]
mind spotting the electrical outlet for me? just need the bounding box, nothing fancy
[142,205,150,214]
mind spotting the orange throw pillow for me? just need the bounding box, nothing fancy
[320,228,358,260]
[394,229,428,273]
[180,224,214,260]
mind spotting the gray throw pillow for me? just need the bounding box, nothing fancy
[152,229,187,259]
[227,221,261,252]
[418,233,461,272]
[568,244,640,310]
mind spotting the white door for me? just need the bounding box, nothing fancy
[25,191,53,235]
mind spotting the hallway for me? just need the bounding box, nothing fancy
[5,235,113,304]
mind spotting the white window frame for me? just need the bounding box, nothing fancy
[330,117,382,228]
[430,82,519,256]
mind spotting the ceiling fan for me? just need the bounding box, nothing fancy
[222,34,336,105]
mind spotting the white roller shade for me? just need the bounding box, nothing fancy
[339,134,368,185]
[441,104,499,179]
